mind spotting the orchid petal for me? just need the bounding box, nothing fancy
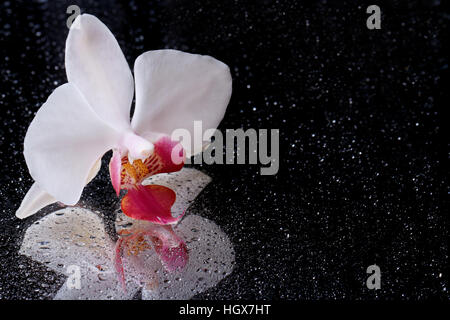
[119,131,154,163]
[24,83,121,205]
[150,135,186,174]
[86,158,102,184]
[15,183,56,219]
[109,149,122,196]
[131,50,232,156]
[121,185,182,224]
[17,158,102,219]
[66,14,134,130]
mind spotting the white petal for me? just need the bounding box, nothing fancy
[86,158,102,184]
[131,50,232,156]
[66,14,134,130]
[17,159,102,219]
[24,83,121,205]
[16,183,56,219]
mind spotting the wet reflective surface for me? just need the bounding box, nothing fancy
[19,169,234,300]
[21,209,234,300]
[0,1,448,299]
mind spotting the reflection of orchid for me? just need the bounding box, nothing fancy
[20,169,235,300]
[114,222,189,291]
[16,14,232,225]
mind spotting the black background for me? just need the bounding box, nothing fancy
[0,0,448,300]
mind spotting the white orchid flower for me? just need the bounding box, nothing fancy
[16,14,232,222]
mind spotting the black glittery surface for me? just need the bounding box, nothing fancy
[0,0,448,300]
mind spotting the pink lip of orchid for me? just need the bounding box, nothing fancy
[114,224,189,291]
[15,14,232,221]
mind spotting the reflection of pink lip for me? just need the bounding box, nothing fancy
[114,237,127,291]
[151,226,189,272]
[158,242,189,271]
[113,224,189,291]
